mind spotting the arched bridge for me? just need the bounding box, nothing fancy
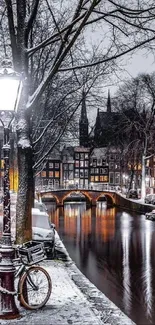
[37,189,119,206]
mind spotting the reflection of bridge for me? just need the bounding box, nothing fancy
[38,189,118,206]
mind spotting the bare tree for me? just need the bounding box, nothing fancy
[114,73,155,198]
[1,0,155,243]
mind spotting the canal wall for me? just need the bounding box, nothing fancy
[115,193,154,213]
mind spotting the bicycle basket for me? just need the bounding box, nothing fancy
[18,241,46,265]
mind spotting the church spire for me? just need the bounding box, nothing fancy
[79,91,89,147]
[107,89,111,113]
[94,108,102,147]
[80,91,87,122]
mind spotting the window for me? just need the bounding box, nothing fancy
[75,169,79,177]
[109,154,115,160]
[95,168,99,174]
[115,155,120,161]
[69,164,73,170]
[90,168,94,174]
[49,162,53,168]
[92,159,97,167]
[97,159,102,166]
[115,172,120,184]
[1,160,4,168]
[100,176,108,182]
[75,153,79,159]
[69,171,73,180]
[41,171,46,177]
[85,161,89,167]
[80,161,84,167]
[55,163,59,169]
[90,176,94,182]
[85,170,88,178]
[100,168,108,174]
[95,176,99,182]
[85,153,89,159]
[80,153,84,160]
[75,161,79,167]
[55,171,59,178]
[102,160,107,166]
[63,164,68,170]
[49,171,53,177]
[80,169,84,177]
[90,158,93,166]
[109,172,114,184]
[115,163,120,170]
[109,162,114,170]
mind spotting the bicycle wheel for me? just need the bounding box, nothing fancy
[19,265,52,310]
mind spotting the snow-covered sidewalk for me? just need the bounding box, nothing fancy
[0,259,135,325]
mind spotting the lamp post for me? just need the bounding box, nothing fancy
[0,59,22,319]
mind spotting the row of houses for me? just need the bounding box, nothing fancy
[35,145,149,191]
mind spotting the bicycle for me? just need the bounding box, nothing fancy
[0,241,52,310]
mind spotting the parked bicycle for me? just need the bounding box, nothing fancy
[0,241,52,310]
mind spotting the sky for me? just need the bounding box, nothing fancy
[108,49,155,96]
[87,49,155,125]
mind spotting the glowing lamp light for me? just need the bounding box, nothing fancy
[0,60,22,112]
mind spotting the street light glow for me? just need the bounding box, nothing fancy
[0,78,21,111]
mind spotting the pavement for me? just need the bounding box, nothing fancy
[0,233,135,325]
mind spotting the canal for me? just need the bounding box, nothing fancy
[45,201,155,325]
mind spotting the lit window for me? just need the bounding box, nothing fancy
[95,176,99,182]
[41,171,46,177]
[80,161,84,167]
[100,176,108,182]
[90,176,94,182]
[1,160,4,168]
[49,171,53,177]
[75,161,79,167]
[55,171,59,178]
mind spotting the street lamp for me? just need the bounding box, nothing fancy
[0,59,22,319]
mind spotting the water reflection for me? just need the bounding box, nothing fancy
[45,201,155,325]
[121,212,132,314]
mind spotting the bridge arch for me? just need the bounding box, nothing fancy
[62,190,92,204]
[96,193,115,205]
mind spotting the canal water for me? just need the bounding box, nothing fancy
[45,201,155,325]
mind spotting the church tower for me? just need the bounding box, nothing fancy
[79,91,89,147]
[94,108,102,147]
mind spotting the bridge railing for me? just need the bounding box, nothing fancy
[35,184,120,192]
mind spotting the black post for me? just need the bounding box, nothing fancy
[0,127,19,319]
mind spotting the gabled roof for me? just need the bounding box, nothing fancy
[90,147,107,158]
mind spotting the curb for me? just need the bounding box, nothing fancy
[65,260,135,325]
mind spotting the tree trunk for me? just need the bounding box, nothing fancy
[15,82,34,244]
[16,146,34,244]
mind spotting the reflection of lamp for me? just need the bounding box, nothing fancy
[0,58,22,319]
